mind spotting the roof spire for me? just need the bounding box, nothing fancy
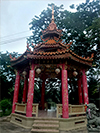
[51,4,54,23]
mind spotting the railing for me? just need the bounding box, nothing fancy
[56,104,86,118]
[15,103,38,117]
[15,103,26,114]
[32,103,38,117]
[56,104,62,118]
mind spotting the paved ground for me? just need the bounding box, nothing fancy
[60,127,88,133]
[0,116,88,133]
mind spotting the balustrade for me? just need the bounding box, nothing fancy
[15,103,38,117]
[56,104,86,118]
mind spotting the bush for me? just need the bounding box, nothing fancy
[0,99,11,114]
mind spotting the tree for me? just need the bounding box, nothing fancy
[45,78,61,103]
[27,0,100,105]
[34,78,42,103]
[0,51,21,100]
[27,1,100,66]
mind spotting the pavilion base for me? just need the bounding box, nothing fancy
[10,113,87,131]
[59,116,87,131]
[10,113,34,128]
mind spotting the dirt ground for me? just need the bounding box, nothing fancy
[0,116,88,133]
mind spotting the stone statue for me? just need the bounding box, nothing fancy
[86,103,100,132]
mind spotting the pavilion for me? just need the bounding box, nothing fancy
[10,6,93,131]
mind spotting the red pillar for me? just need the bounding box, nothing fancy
[82,69,89,104]
[26,63,35,117]
[22,76,28,103]
[62,64,69,118]
[41,78,45,110]
[12,70,20,113]
[77,75,83,104]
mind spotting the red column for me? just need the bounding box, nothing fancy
[26,63,35,117]
[62,64,69,118]
[12,70,20,113]
[77,75,83,104]
[82,69,89,104]
[22,76,28,103]
[41,78,45,110]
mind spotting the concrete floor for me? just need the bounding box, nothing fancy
[38,109,56,117]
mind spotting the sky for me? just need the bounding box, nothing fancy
[1,0,86,54]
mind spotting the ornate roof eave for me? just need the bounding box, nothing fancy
[10,50,27,62]
[26,50,93,66]
[10,50,93,68]
[10,50,30,67]
[34,41,69,51]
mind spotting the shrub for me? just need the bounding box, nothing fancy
[0,99,11,113]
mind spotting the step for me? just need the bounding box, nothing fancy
[33,124,59,129]
[34,120,59,124]
[31,128,59,133]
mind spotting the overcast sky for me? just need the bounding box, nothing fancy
[1,0,86,54]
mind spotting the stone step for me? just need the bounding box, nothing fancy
[31,118,59,133]
[34,120,59,124]
[31,128,59,133]
[33,123,59,129]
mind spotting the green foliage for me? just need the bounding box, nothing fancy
[68,78,78,104]
[34,81,42,103]
[0,99,11,113]
[86,17,100,69]
[33,78,62,104]
[45,78,61,103]
[0,51,21,100]
[0,52,22,116]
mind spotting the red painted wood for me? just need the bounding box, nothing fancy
[77,76,83,104]
[85,73,89,104]
[62,65,69,118]
[82,69,89,104]
[41,79,45,110]
[22,77,28,103]
[12,70,20,113]
[26,63,35,117]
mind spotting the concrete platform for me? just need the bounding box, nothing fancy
[0,117,88,133]
[10,112,87,132]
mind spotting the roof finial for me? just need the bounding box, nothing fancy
[51,4,54,23]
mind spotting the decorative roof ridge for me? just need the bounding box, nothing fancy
[59,41,72,48]
[69,50,93,62]
[34,40,66,50]
[10,50,28,62]
[34,43,42,48]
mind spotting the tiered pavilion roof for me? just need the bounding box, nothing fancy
[10,5,93,78]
